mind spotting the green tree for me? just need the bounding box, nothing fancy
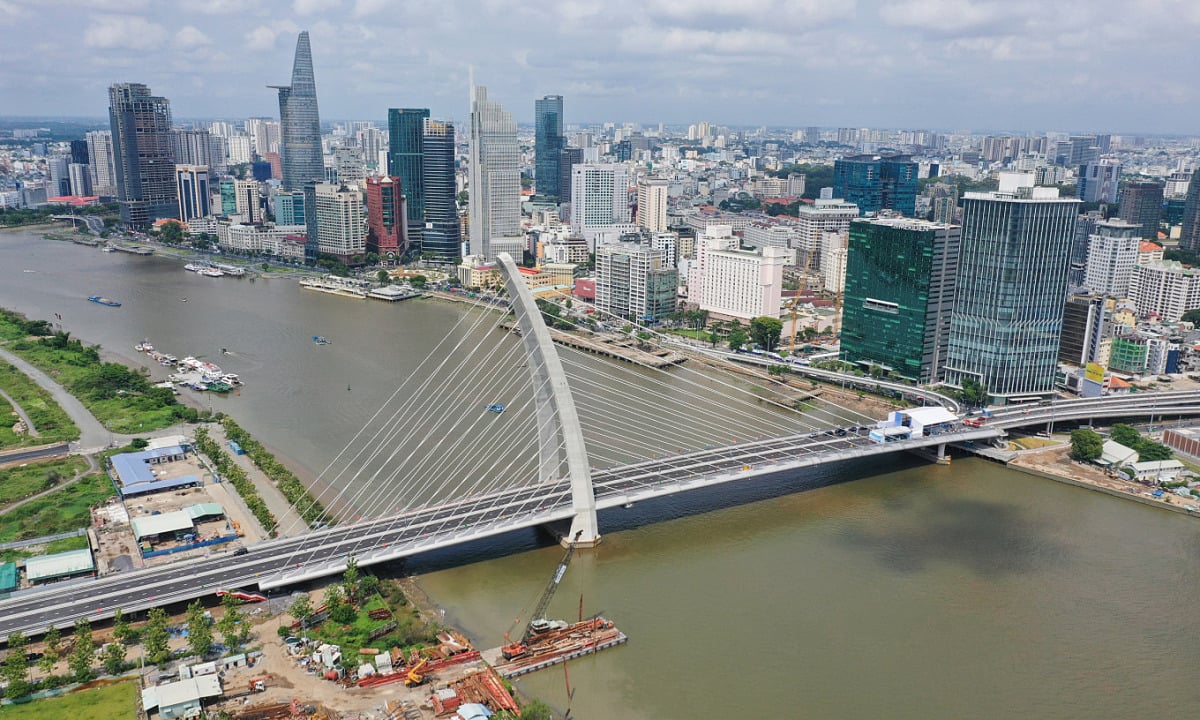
[1182,309,1200,325]
[218,595,247,650]
[1110,424,1141,448]
[112,608,133,645]
[359,574,381,599]
[289,594,314,627]
[726,325,749,351]
[376,269,390,285]
[158,220,185,245]
[69,618,94,683]
[520,699,553,720]
[959,377,988,407]
[186,601,214,657]
[342,557,360,597]
[1135,440,1172,462]
[38,625,61,675]
[2,631,31,699]
[409,275,427,288]
[749,316,784,351]
[1069,429,1104,461]
[102,640,126,676]
[144,607,170,666]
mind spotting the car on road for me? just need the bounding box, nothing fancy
[233,547,249,556]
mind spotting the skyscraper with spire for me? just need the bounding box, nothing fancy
[271,31,323,192]
[469,83,521,260]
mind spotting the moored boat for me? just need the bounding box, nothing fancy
[88,295,121,307]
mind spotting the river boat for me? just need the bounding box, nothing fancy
[200,267,224,277]
[313,336,331,345]
[486,403,506,413]
[184,263,198,272]
[88,295,121,307]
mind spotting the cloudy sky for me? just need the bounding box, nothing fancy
[2,0,1198,133]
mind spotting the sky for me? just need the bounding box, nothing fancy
[1,0,1199,133]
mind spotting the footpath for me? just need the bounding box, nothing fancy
[0,387,38,438]
[205,424,309,537]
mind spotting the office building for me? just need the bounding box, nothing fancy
[840,218,960,383]
[1128,260,1200,322]
[1118,181,1163,240]
[688,225,786,321]
[68,163,92,197]
[571,164,630,235]
[821,233,848,293]
[558,147,583,210]
[272,31,323,191]
[174,165,210,222]
[333,146,364,185]
[365,175,407,257]
[1181,171,1200,252]
[86,130,117,198]
[310,183,366,259]
[794,194,859,270]
[1077,159,1121,204]
[535,95,564,200]
[387,108,430,245]
[420,119,461,262]
[273,188,305,226]
[832,153,917,216]
[1083,219,1142,297]
[468,84,521,260]
[47,157,70,196]
[943,188,1079,402]
[69,139,89,165]
[636,177,668,233]
[1058,294,1106,366]
[595,243,677,321]
[108,82,177,227]
[171,129,214,169]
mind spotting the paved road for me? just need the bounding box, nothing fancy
[0,347,105,449]
[0,387,38,438]
[0,443,69,466]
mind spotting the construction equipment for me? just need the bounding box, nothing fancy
[501,531,583,659]
[248,676,268,692]
[403,657,428,687]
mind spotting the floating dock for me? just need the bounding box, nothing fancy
[299,275,369,299]
[484,617,628,679]
[110,243,154,255]
[367,285,422,302]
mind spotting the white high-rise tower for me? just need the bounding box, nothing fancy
[469,83,522,260]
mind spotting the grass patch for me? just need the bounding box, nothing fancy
[665,328,711,340]
[1010,436,1060,450]
[0,470,114,544]
[0,534,88,563]
[0,359,79,448]
[0,456,88,506]
[0,680,138,720]
[309,592,434,660]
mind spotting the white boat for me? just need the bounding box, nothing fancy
[184,263,198,272]
[200,267,224,277]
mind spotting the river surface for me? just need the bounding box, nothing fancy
[2,227,1198,719]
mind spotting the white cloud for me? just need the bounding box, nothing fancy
[245,26,278,51]
[84,14,165,50]
[181,0,248,14]
[294,0,332,16]
[175,25,212,49]
[879,0,1002,33]
[353,0,388,18]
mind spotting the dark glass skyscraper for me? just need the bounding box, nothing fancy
[387,108,430,244]
[833,153,918,216]
[421,119,461,262]
[272,31,323,192]
[559,147,583,210]
[1179,175,1200,252]
[108,83,177,228]
[1118,181,1164,240]
[535,95,564,201]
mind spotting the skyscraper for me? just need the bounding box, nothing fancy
[570,164,630,234]
[175,165,210,222]
[365,175,406,257]
[47,157,71,197]
[1118,181,1164,240]
[171,129,214,168]
[310,183,366,259]
[469,84,521,260]
[1083,219,1142,297]
[69,140,89,165]
[1077,159,1121,203]
[86,130,117,198]
[68,163,92,197]
[421,119,461,262]
[1178,174,1200,252]
[535,95,564,201]
[272,31,323,192]
[636,177,668,233]
[943,188,1079,402]
[840,218,960,384]
[832,153,918,216]
[387,108,430,245]
[108,83,177,227]
[558,147,583,211]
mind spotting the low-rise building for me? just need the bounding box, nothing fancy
[24,547,95,585]
[142,675,223,719]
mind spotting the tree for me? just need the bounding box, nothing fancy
[2,631,31,699]
[102,640,126,676]
[289,594,314,627]
[1069,429,1104,461]
[749,316,784,352]
[1135,440,1172,462]
[112,608,133,645]
[38,625,61,675]
[69,618,94,683]
[218,595,247,650]
[1182,309,1200,325]
[376,269,390,285]
[186,601,214,658]
[342,557,360,598]
[726,325,749,351]
[144,608,170,666]
[359,574,381,599]
[520,699,553,720]
[409,275,427,288]
[158,220,185,245]
[1110,424,1141,448]
[960,377,988,408]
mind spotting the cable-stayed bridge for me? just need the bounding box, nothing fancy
[2,253,1199,638]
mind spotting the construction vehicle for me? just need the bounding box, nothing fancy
[501,531,583,660]
[404,658,428,687]
[248,677,268,692]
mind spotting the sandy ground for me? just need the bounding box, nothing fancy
[1009,444,1200,513]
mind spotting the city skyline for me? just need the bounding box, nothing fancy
[2,1,1199,133]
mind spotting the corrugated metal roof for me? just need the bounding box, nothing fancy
[110,446,188,490]
[0,562,17,592]
[25,548,95,581]
[131,510,195,540]
[119,475,199,498]
[188,503,224,520]
[146,675,222,710]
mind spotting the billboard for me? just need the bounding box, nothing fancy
[1085,362,1105,384]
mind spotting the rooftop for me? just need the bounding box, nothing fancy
[142,675,222,711]
[24,548,94,582]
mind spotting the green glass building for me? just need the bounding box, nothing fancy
[840,218,961,383]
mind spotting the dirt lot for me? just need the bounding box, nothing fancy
[1009,445,1200,513]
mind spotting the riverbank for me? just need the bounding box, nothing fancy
[1004,444,1200,517]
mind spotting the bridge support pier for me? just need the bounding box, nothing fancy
[496,253,601,547]
[906,443,951,465]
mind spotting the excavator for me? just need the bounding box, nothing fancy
[404,657,428,687]
[501,531,583,660]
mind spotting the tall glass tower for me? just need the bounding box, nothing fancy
[108,83,177,228]
[943,189,1080,403]
[271,31,323,192]
[387,108,430,246]
[833,153,918,216]
[535,95,564,201]
[469,84,521,260]
[421,119,462,262]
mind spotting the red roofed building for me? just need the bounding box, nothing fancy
[1138,241,1164,266]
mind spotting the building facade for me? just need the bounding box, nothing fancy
[1077,159,1121,204]
[273,31,323,192]
[1118,181,1164,240]
[535,95,564,201]
[387,108,430,245]
[840,218,960,383]
[85,130,117,198]
[365,175,407,257]
[420,119,461,263]
[108,83,177,227]
[571,164,630,236]
[943,189,1080,402]
[1181,170,1200,252]
[636,177,668,233]
[688,225,785,321]
[68,162,92,197]
[832,153,917,216]
[468,84,522,260]
[174,165,210,222]
[794,195,859,270]
[595,243,677,321]
[310,183,366,259]
[1083,219,1142,297]
[1128,260,1200,322]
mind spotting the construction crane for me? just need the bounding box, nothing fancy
[404,658,428,687]
[788,240,819,353]
[501,531,583,659]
